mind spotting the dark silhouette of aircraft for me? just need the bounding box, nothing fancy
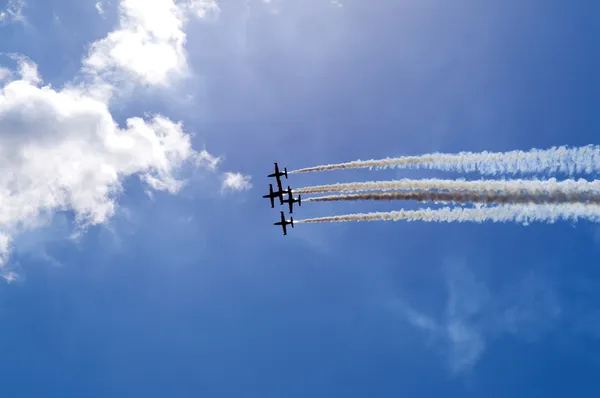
[262,184,284,208]
[282,186,301,213]
[268,162,287,191]
[274,211,294,235]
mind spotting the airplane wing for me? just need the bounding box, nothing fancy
[264,184,276,208]
[268,163,279,177]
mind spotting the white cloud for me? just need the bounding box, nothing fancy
[8,54,40,85]
[0,67,12,81]
[0,57,215,279]
[0,0,249,281]
[394,259,560,374]
[0,233,11,271]
[95,2,105,15]
[221,172,252,192]
[2,271,18,283]
[196,149,221,170]
[185,0,220,20]
[83,0,187,86]
[0,0,25,24]
[83,0,215,87]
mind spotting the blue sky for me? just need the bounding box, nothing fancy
[0,0,599,396]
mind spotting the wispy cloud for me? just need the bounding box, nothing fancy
[0,0,25,25]
[95,2,105,16]
[185,0,220,20]
[392,258,561,374]
[196,149,221,171]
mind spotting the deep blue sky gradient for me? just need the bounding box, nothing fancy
[0,0,600,396]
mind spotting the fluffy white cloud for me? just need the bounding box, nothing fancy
[0,66,199,224]
[0,0,250,281]
[0,56,214,280]
[83,0,213,86]
[221,172,252,192]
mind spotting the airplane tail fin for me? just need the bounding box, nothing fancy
[284,168,288,178]
[291,217,294,227]
[298,195,301,206]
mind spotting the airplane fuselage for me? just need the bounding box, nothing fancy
[263,184,284,207]
[274,211,293,235]
[281,186,301,213]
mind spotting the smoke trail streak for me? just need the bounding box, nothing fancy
[294,178,600,196]
[304,191,600,205]
[296,203,600,224]
[290,145,600,175]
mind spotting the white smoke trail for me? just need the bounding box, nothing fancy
[304,191,600,205]
[294,178,600,196]
[290,145,600,175]
[296,203,600,225]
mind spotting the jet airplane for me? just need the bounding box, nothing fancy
[282,186,301,213]
[268,162,288,191]
[262,184,284,208]
[274,211,294,235]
